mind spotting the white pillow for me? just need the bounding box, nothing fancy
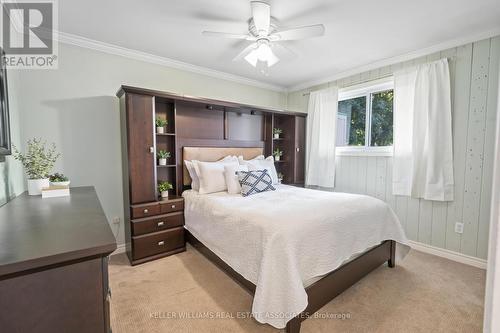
[239,156,279,184]
[224,164,249,194]
[193,157,239,194]
[238,155,264,163]
[185,155,236,191]
[184,160,200,191]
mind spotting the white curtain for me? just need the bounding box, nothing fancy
[306,86,338,188]
[393,58,454,201]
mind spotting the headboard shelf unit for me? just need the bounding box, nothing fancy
[154,96,177,195]
[117,85,306,264]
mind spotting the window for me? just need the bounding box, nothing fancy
[336,79,393,156]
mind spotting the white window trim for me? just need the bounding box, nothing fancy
[336,145,393,157]
[336,77,394,157]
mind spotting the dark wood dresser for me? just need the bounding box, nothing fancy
[0,187,117,333]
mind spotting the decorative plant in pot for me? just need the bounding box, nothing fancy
[158,181,173,199]
[277,172,284,184]
[157,150,171,166]
[155,117,168,134]
[273,148,283,161]
[49,173,70,186]
[273,128,282,139]
[13,138,60,195]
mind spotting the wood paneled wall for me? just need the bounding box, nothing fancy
[287,36,500,260]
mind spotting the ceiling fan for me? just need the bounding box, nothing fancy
[202,1,325,68]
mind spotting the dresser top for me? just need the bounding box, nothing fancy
[0,186,117,277]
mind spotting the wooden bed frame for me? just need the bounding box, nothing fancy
[186,230,396,333]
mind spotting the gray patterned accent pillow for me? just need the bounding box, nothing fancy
[237,170,276,197]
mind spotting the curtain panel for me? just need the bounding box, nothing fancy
[393,58,454,201]
[305,86,338,188]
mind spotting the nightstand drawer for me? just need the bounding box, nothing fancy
[133,227,185,260]
[131,204,160,219]
[132,212,184,236]
[160,200,184,214]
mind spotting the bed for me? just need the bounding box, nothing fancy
[181,147,410,333]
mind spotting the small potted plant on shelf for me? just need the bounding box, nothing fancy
[13,138,60,195]
[157,150,171,166]
[49,173,70,186]
[273,128,282,139]
[156,117,168,134]
[158,181,173,199]
[273,148,283,161]
[277,172,284,184]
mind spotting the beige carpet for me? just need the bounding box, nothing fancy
[109,245,485,333]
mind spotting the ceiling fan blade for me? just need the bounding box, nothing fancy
[202,31,255,40]
[271,24,325,41]
[251,1,270,36]
[271,43,296,61]
[266,48,279,67]
[232,43,257,62]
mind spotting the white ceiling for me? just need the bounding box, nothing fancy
[59,0,500,90]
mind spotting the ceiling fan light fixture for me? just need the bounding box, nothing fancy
[244,49,259,67]
[244,41,279,68]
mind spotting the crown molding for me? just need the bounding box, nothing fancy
[287,27,500,92]
[56,31,287,93]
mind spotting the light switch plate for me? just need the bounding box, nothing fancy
[455,222,464,234]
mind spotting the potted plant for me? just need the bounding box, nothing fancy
[156,117,168,134]
[13,138,60,195]
[49,173,70,186]
[157,150,171,166]
[273,128,282,139]
[158,181,173,199]
[273,148,283,161]
[277,172,284,184]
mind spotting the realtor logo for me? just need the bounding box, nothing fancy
[1,0,58,69]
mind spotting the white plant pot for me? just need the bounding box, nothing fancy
[50,181,70,187]
[157,126,165,134]
[274,133,280,139]
[159,158,167,166]
[161,191,169,199]
[274,155,280,161]
[27,178,50,195]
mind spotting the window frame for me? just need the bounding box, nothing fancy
[336,77,394,157]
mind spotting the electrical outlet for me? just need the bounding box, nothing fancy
[455,222,464,234]
[112,217,120,225]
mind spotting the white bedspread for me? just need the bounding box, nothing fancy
[183,185,409,329]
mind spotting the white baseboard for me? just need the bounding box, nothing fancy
[111,243,126,256]
[408,240,487,269]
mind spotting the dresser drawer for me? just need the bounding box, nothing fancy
[133,227,185,260]
[131,204,160,219]
[160,200,184,214]
[132,212,184,236]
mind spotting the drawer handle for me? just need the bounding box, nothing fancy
[158,241,165,246]
[157,221,164,227]
[143,208,149,214]
[171,204,176,209]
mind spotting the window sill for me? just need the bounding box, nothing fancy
[335,147,393,157]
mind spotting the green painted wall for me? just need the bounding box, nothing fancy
[12,43,287,244]
[287,36,500,260]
